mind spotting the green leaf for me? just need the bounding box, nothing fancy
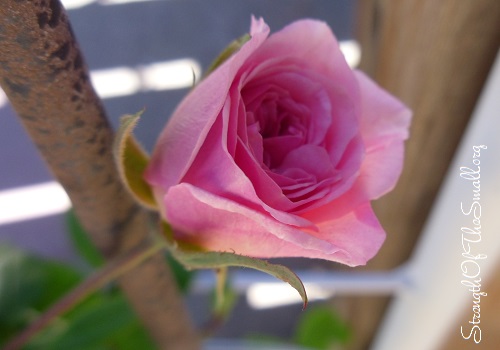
[32,295,156,350]
[66,210,104,267]
[205,33,251,76]
[161,222,308,309]
[0,245,82,345]
[113,110,157,210]
[0,245,82,322]
[0,246,44,327]
[294,306,351,349]
[0,245,156,350]
[34,261,83,310]
[106,320,157,350]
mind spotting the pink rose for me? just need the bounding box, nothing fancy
[145,17,411,266]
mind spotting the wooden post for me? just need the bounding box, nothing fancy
[0,1,200,349]
[339,1,500,349]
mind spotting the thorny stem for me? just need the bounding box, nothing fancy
[3,239,167,350]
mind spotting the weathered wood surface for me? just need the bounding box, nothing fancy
[0,1,200,349]
[340,1,500,349]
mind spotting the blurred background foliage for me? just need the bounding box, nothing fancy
[0,210,351,349]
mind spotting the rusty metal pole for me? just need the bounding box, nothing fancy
[0,1,200,349]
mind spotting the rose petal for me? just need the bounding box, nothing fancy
[165,184,384,266]
[245,19,358,101]
[301,72,412,221]
[165,183,335,254]
[182,108,313,228]
[144,18,411,267]
[144,17,270,189]
[310,203,386,266]
[275,144,336,181]
[354,70,412,199]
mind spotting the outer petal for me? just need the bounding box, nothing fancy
[245,19,358,104]
[165,183,335,254]
[144,18,270,189]
[310,203,386,266]
[354,71,412,199]
[302,72,412,223]
[164,184,384,266]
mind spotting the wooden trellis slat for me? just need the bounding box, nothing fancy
[340,1,500,349]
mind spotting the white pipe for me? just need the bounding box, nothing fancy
[191,267,410,309]
[191,268,410,296]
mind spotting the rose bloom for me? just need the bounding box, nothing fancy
[145,17,411,266]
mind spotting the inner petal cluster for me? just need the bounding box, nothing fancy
[240,67,340,207]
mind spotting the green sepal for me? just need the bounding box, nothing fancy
[113,110,157,210]
[205,33,251,77]
[161,222,308,309]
